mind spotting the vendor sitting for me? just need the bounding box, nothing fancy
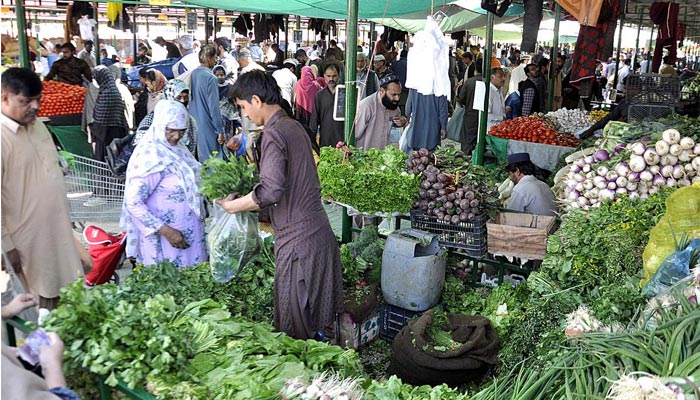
[506,153,557,216]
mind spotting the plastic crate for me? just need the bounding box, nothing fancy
[628,104,675,122]
[379,303,424,342]
[626,74,681,105]
[409,211,488,256]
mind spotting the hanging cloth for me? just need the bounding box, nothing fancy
[556,0,605,27]
[405,17,451,99]
[649,2,680,72]
[106,2,122,25]
[568,0,621,97]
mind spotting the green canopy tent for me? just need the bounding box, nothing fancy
[177,0,440,19]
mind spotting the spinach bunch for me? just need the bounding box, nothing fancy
[199,156,258,200]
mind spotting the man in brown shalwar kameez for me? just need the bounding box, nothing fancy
[217,70,344,340]
[1,68,83,309]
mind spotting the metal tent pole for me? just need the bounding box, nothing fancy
[94,4,100,66]
[285,15,289,57]
[547,2,561,112]
[132,7,137,64]
[17,0,30,68]
[473,11,494,167]
[204,8,209,44]
[340,0,358,244]
[612,4,626,98]
[633,8,642,71]
[647,22,654,72]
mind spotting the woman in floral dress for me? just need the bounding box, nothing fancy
[120,100,207,268]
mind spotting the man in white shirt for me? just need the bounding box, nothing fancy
[639,53,651,74]
[488,67,507,132]
[214,37,239,85]
[508,55,530,95]
[238,49,265,74]
[76,40,96,69]
[173,35,199,77]
[272,59,298,107]
[616,58,631,92]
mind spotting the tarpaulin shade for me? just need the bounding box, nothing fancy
[179,0,440,19]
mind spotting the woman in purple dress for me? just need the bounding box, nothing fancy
[217,71,343,340]
[120,100,207,268]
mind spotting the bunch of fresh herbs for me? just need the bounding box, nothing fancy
[199,155,258,200]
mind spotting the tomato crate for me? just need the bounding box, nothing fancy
[409,211,488,256]
[379,303,424,342]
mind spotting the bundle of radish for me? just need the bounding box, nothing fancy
[560,128,700,210]
[408,149,499,224]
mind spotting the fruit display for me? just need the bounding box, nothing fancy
[489,116,580,147]
[37,81,86,117]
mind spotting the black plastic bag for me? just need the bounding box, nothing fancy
[105,134,135,179]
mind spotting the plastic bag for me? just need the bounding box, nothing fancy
[446,105,464,142]
[642,238,698,297]
[208,205,260,283]
[399,123,413,154]
[642,184,700,285]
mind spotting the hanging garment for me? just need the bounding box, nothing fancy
[405,17,451,99]
[78,15,97,41]
[520,0,544,52]
[233,14,252,36]
[481,0,512,18]
[649,2,679,72]
[106,2,122,25]
[254,14,270,42]
[569,0,621,98]
[556,0,605,27]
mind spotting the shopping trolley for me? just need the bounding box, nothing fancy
[62,153,126,229]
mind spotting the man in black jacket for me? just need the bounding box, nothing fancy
[519,64,542,116]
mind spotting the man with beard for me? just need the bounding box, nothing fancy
[553,54,565,110]
[357,52,380,100]
[354,74,407,151]
[520,63,542,116]
[309,62,344,148]
[2,68,85,309]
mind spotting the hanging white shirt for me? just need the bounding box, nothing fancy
[78,15,97,41]
[405,17,450,98]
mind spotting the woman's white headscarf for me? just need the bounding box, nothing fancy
[121,100,202,228]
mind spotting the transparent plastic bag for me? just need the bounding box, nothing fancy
[208,205,260,283]
[642,238,698,297]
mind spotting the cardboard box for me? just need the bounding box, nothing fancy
[338,310,380,349]
[487,212,557,260]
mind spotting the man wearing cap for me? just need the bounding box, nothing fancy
[506,153,557,216]
[354,74,407,151]
[154,36,181,59]
[173,35,199,77]
[373,54,392,80]
[215,37,239,85]
[273,59,298,106]
[77,40,96,69]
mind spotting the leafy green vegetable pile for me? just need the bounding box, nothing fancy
[125,235,276,323]
[341,226,384,291]
[363,375,469,399]
[44,266,362,398]
[317,145,420,213]
[199,155,258,200]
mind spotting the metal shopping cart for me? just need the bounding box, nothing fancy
[62,153,125,229]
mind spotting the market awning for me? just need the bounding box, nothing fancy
[175,0,440,19]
